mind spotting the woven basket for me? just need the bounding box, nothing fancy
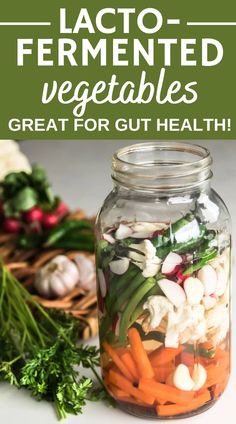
[0,210,98,340]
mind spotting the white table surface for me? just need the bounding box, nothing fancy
[0,139,235,423]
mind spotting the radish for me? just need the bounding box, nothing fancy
[184,277,204,305]
[98,268,107,298]
[3,218,22,234]
[197,265,217,296]
[24,206,43,223]
[115,224,132,240]
[109,258,130,275]
[176,269,190,282]
[42,213,59,229]
[55,201,69,218]
[158,278,186,308]
[103,233,115,244]
[162,252,182,275]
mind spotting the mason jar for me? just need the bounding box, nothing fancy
[95,142,231,419]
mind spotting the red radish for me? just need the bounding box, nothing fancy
[176,269,191,282]
[55,201,69,218]
[42,213,59,229]
[158,278,186,308]
[162,252,183,275]
[3,218,22,234]
[24,206,43,223]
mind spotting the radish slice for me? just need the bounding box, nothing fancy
[115,224,133,240]
[103,233,115,244]
[109,258,130,275]
[202,295,217,310]
[158,279,186,308]
[97,269,107,298]
[162,252,182,274]
[184,277,204,305]
[197,265,217,295]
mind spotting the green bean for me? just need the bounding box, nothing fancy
[112,272,146,317]
[183,248,217,275]
[51,239,94,252]
[45,219,93,247]
[119,277,156,344]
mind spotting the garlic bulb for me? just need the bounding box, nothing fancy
[35,255,80,298]
[74,254,96,291]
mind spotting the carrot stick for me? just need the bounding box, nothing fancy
[204,364,229,388]
[149,346,183,367]
[128,327,154,379]
[139,378,195,406]
[180,352,195,368]
[108,369,155,406]
[213,376,229,399]
[121,351,139,381]
[156,390,211,417]
[153,365,175,383]
[103,341,134,382]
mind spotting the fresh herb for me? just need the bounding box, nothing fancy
[0,263,105,420]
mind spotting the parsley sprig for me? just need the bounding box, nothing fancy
[0,263,107,419]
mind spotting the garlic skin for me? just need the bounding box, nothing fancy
[35,255,80,298]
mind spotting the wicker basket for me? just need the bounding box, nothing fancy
[0,210,98,340]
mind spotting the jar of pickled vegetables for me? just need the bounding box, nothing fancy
[96,142,231,419]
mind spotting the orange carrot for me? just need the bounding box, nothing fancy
[128,327,154,379]
[108,384,129,399]
[149,346,183,367]
[121,351,139,381]
[213,377,229,399]
[204,364,229,388]
[108,369,155,406]
[156,390,211,417]
[139,378,195,406]
[180,352,195,368]
[103,341,134,382]
[153,365,175,383]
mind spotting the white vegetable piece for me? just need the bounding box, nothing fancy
[97,268,107,298]
[162,252,182,274]
[143,295,173,329]
[192,364,207,391]
[198,194,220,224]
[197,265,217,296]
[131,222,167,238]
[184,277,204,305]
[34,255,80,298]
[173,364,195,391]
[174,219,200,244]
[115,224,133,240]
[215,266,228,296]
[109,258,130,275]
[158,279,186,308]
[129,239,162,277]
[202,295,217,310]
[74,254,96,291]
[103,233,116,244]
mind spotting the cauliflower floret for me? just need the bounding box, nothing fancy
[206,304,229,345]
[129,239,161,277]
[143,295,173,329]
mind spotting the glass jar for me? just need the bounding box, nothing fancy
[95,142,231,419]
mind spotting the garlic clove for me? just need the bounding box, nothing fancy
[158,279,186,308]
[115,224,133,240]
[109,258,130,275]
[50,274,69,297]
[98,268,107,298]
[173,364,195,391]
[184,277,204,305]
[197,265,217,296]
[35,274,50,297]
[202,295,217,310]
[75,254,96,291]
[192,363,207,391]
[215,266,228,296]
[162,252,182,275]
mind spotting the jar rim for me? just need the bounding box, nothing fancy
[112,141,213,192]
